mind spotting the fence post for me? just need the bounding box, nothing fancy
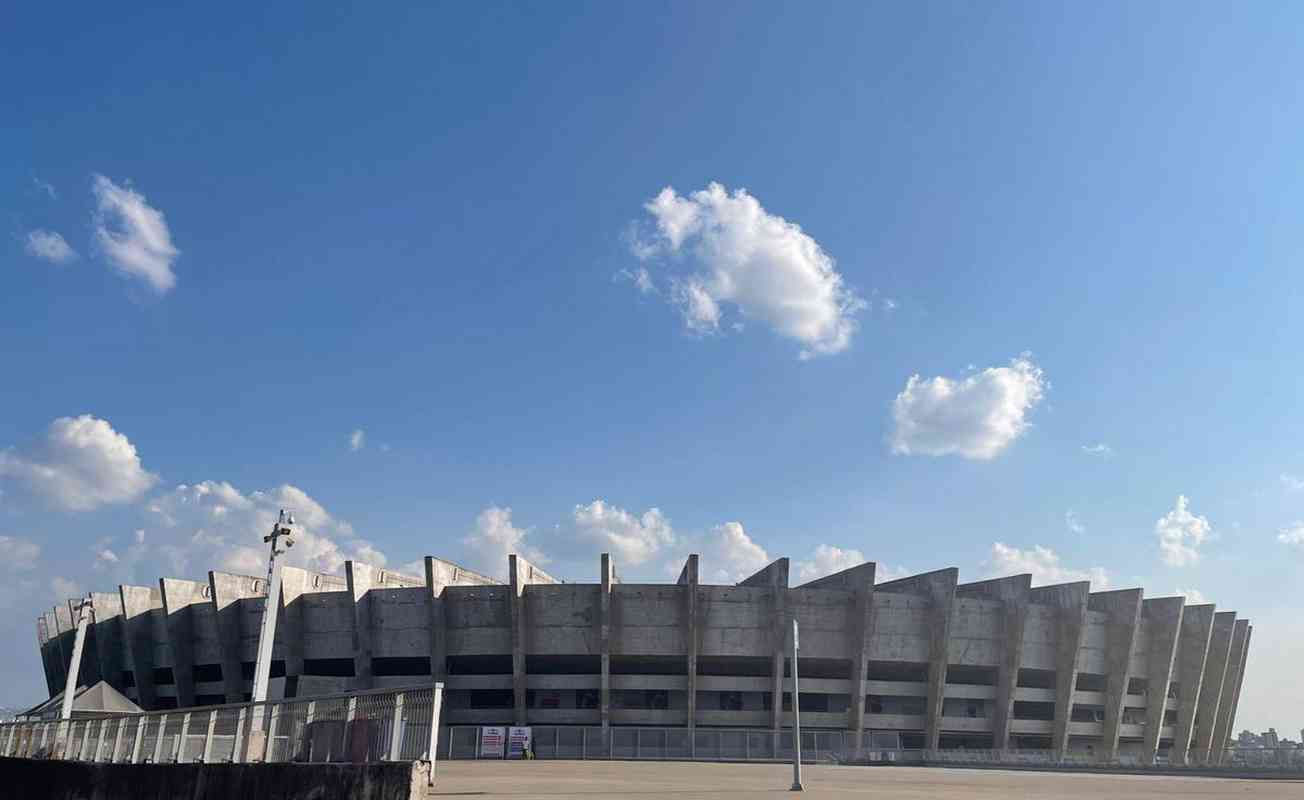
[304,701,316,762]
[388,692,406,761]
[343,696,357,762]
[201,710,218,763]
[94,719,110,761]
[231,708,247,764]
[175,712,191,763]
[262,703,281,763]
[427,686,443,787]
[130,717,146,763]
[3,724,14,756]
[77,721,93,760]
[152,714,169,763]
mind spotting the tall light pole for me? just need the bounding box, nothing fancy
[791,617,803,792]
[250,509,294,704]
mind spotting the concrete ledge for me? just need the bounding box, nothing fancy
[0,757,429,800]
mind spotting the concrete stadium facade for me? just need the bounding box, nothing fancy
[35,553,1252,764]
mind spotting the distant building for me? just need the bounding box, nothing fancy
[1262,728,1279,748]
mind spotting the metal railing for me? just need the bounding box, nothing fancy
[0,684,442,767]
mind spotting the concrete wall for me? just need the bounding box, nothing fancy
[0,757,426,800]
[37,553,1252,765]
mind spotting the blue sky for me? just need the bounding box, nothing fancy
[2,2,1301,731]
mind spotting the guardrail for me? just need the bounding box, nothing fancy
[0,684,442,767]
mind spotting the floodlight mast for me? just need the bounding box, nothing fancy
[250,509,294,705]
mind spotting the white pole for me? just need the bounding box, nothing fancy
[57,598,93,756]
[791,618,803,792]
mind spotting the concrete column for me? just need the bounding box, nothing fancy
[1219,625,1252,765]
[119,585,163,709]
[345,561,378,691]
[1210,619,1250,764]
[64,598,103,690]
[89,592,126,698]
[740,558,790,732]
[209,572,262,703]
[677,554,699,744]
[53,603,75,688]
[1190,611,1236,763]
[159,578,208,708]
[1089,588,1143,763]
[1139,597,1185,762]
[956,574,1031,753]
[1169,604,1215,765]
[425,556,496,689]
[795,561,878,746]
[600,553,615,732]
[1029,581,1090,761]
[509,554,558,727]
[878,568,959,749]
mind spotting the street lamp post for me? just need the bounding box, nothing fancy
[791,617,803,792]
[250,509,295,704]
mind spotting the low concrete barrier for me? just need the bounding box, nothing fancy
[0,757,430,800]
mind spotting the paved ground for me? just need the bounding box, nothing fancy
[428,761,1299,799]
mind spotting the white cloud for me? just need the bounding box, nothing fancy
[1065,510,1085,534]
[24,229,78,264]
[1175,588,1208,604]
[1082,443,1113,457]
[890,355,1047,460]
[51,575,81,600]
[349,429,365,452]
[95,547,119,566]
[1280,474,1304,492]
[875,564,912,583]
[462,506,544,578]
[1156,495,1212,567]
[986,542,1109,588]
[795,544,866,584]
[91,174,179,293]
[1278,522,1304,547]
[573,500,675,566]
[631,182,864,358]
[0,535,40,571]
[144,480,383,578]
[617,266,656,295]
[33,177,57,199]
[669,521,772,584]
[0,415,158,511]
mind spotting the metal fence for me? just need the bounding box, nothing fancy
[0,684,442,767]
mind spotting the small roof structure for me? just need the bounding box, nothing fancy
[19,681,142,721]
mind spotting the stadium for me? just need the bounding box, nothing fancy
[34,552,1251,766]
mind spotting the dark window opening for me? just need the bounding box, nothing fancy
[373,656,432,677]
[946,665,997,686]
[194,694,226,706]
[576,689,599,709]
[940,734,994,750]
[1163,709,1178,725]
[718,691,744,711]
[1013,701,1056,721]
[1075,673,1106,692]
[1017,669,1056,689]
[783,658,850,679]
[193,663,223,683]
[525,654,600,674]
[697,656,770,677]
[866,661,929,682]
[900,733,926,750]
[446,654,513,675]
[614,690,669,709]
[1013,735,1052,749]
[152,667,176,685]
[302,658,354,677]
[610,655,686,675]
[469,690,514,709]
[285,676,299,698]
[120,670,136,688]
[1127,678,1148,696]
[1071,705,1104,723]
[240,660,286,680]
[781,693,831,713]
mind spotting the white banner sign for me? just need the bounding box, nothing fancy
[507,726,532,759]
[479,726,506,758]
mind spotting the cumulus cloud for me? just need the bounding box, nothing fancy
[630,182,864,358]
[1175,588,1208,604]
[461,506,547,579]
[24,229,78,264]
[794,544,866,584]
[1278,522,1304,547]
[0,415,158,511]
[1082,443,1113,457]
[890,355,1046,460]
[1156,495,1212,567]
[1280,474,1304,492]
[1065,510,1085,534]
[572,500,676,566]
[986,542,1108,588]
[349,429,366,452]
[0,535,40,571]
[665,521,772,584]
[875,564,913,583]
[51,576,82,600]
[144,480,383,578]
[92,174,180,293]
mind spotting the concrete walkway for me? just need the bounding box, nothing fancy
[428,761,1301,799]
